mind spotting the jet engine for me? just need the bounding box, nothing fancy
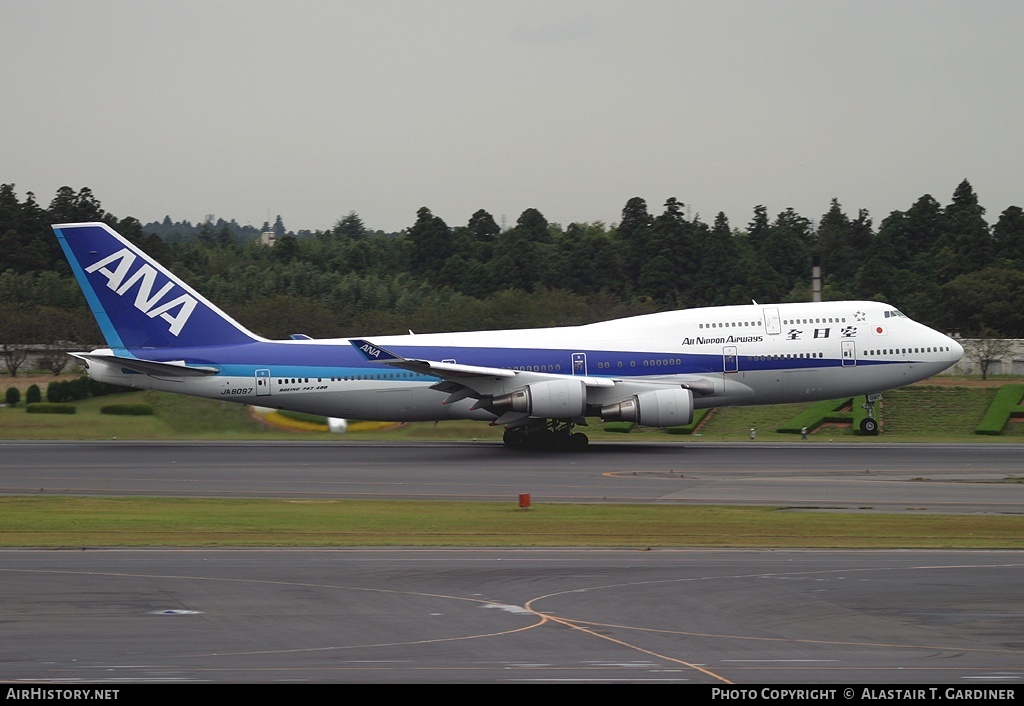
[491,379,587,418]
[600,388,694,427]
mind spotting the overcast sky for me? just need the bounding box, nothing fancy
[2,1,1021,234]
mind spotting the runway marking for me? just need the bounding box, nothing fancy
[0,564,554,659]
[3,562,726,681]
[521,562,1024,657]
[6,555,1024,682]
[522,595,733,684]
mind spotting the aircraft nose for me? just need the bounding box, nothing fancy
[948,336,964,362]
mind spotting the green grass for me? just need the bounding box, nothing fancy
[3,376,1023,550]
[688,386,1013,442]
[0,389,320,440]
[2,496,1023,549]
[1,381,1022,442]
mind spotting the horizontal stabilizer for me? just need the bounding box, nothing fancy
[72,352,219,377]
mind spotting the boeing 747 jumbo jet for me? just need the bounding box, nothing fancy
[53,222,963,449]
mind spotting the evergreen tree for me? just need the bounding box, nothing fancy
[942,267,1024,337]
[638,198,694,305]
[334,211,367,240]
[746,205,770,249]
[407,207,453,279]
[815,199,858,283]
[465,209,500,261]
[48,186,106,223]
[0,185,62,272]
[938,179,992,275]
[749,208,812,302]
[273,215,287,239]
[490,209,550,292]
[892,194,943,272]
[617,196,653,287]
[694,212,742,306]
[273,235,299,263]
[216,222,233,247]
[0,184,22,229]
[993,205,1024,267]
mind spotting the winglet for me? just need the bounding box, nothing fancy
[349,339,404,363]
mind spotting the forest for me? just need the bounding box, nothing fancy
[1,180,1023,370]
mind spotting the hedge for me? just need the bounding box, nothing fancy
[26,403,76,414]
[975,385,1024,435]
[100,404,154,416]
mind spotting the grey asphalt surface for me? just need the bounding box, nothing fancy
[2,441,1023,685]
[2,440,1023,513]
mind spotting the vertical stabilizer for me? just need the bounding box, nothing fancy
[53,222,261,350]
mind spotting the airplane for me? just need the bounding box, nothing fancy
[53,221,964,449]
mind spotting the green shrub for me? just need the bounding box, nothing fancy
[46,380,70,402]
[778,398,852,434]
[47,376,132,403]
[89,378,132,397]
[5,387,20,406]
[975,385,1024,435]
[26,384,42,404]
[68,376,90,401]
[100,404,154,415]
[26,403,76,414]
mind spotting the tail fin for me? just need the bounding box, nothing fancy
[53,222,261,350]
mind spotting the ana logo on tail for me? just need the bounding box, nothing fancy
[85,248,198,336]
[360,343,381,358]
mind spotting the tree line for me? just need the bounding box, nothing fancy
[1,180,1023,374]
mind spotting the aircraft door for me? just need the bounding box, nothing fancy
[841,340,857,367]
[572,353,587,376]
[763,307,781,335]
[723,346,739,373]
[255,369,271,396]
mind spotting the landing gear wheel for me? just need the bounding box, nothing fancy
[503,420,590,450]
[503,428,527,448]
[859,417,879,435]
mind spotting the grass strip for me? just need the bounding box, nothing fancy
[2,496,1023,549]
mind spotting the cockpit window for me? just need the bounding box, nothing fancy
[883,309,906,319]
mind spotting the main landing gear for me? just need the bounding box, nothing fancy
[859,393,882,435]
[502,419,589,450]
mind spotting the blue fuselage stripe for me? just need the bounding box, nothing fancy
[124,341,899,379]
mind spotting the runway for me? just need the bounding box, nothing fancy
[2,441,1023,685]
[2,440,1023,514]
[3,548,1024,685]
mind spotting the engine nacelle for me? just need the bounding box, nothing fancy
[600,388,694,427]
[491,379,587,418]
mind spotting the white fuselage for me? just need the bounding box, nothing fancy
[79,300,962,423]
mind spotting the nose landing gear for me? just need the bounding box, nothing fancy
[859,393,882,435]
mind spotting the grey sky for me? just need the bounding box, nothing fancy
[2,1,1021,234]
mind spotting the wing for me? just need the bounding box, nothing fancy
[349,338,729,428]
[349,338,617,425]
